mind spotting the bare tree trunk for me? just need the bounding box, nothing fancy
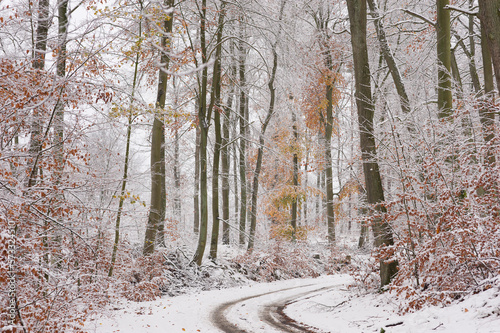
[468,0,481,93]
[54,0,68,185]
[238,17,247,246]
[109,6,143,273]
[303,133,309,226]
[324,50,336,246]
[367,0,410,115]
[233,120,239,230]
[143,0,174,255]
[173,128,181,220]
[221,85,234,245]
[290,103,298,240]
[27,0,50,188]
[194,124,200,233]
[209,1,226,260]
[347,0,397,287]
[247,0,286,250]
[437,0,453,118]
[478,0,500,94]
[192,0,210,265]
[479,22,496,166]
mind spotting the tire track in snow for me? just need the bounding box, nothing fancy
[211,283,334,333]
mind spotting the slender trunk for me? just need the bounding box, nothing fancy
[221,86,233,245]
[290,105,298,240]
[238,18,247,246]
[316,166,320,217]
[109,7,143,274]
[367,0,411,115]
[247,47,279,251]
[468,0,481,93]
[248,0,286,250]
[54,0,68,185]
[27,0,50,188]
[194,124,201,233]
[209,2,226,260]
[479,22,496,166]
[143,0,174,255]
[437,0,453,118]
[347,0,397,287]
[324,50,336,246]
[109,113,133,276]
[192,0,210,265]
[233,121,239,223]
[478,0,500,94]
[303,135,309,226]
[450,49,462,96]
[173,128,181,219]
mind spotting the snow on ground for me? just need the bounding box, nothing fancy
[285,279,500,333]
[84,275,343,333]
[84,274,500,333]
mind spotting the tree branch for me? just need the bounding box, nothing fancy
[444,5,478,16]
[402,9,436,27]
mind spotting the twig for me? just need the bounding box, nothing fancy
[401,9,436,27]
[432,323,444,330]
[386,321,404,327]
[444,5,477,16]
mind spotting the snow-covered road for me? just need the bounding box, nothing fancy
[212,282,339,332]
[85,274,500,333]
[84,275,349,333]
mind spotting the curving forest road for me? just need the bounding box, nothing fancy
[211,284,336,333]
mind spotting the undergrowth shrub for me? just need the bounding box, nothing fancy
[376,105,500,311]
[231,240,323,282]
[119,251,167,302]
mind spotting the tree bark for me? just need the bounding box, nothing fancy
[437,0,453,118]
[347,0,397,287]
[247,43,280,251]
[192,0,210,265]
[27,0,50,188]
[54,0,68,185]
[324,50,336,246]
[221,83,234,245]
[173,128,181,220]
[290,103,298,240]
[478,0,500,94]
[143,0,174,255]
[479,22,496,166]
[238,17,247,246]
[209,1,226,260]
[367,0,411,115]
[194,124,201,233]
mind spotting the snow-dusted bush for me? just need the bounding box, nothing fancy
[231,240,325,282]
[376,106,500,310]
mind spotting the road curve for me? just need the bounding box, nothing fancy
[211,284,334,333]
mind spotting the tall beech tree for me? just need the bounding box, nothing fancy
[347,0,397,287]
[436,0,452,118]
[478,0,500,95]
[209,1,227,260]
[143,0,175,255]
[238,15,248,246]
[192,0,213,265]
[27,0,50,189]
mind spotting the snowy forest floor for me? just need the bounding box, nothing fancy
[83,244,500,333]
[84,274,500,333]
